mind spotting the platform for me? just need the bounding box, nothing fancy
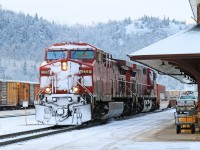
[134,120,200,142]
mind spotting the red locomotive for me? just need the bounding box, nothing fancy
[35,42,158,125]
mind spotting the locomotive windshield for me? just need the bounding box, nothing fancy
[46,50,68,60]
[70,50,94,59]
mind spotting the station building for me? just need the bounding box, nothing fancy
[128,0,200,129]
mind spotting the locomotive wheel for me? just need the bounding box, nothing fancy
[176,125,181,134]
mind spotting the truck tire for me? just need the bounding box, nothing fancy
[191,124,195,134]
[176,125,181,134]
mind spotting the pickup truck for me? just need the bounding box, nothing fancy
[176,95,197,114]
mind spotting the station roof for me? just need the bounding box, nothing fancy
[128,25,200,84]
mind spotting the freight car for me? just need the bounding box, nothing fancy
[0,80,39,110]
[156,84,176,109]
[35,42,161,125]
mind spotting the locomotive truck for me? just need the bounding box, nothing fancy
[35,42,158,125]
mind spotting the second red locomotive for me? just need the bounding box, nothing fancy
[35,42,158,125]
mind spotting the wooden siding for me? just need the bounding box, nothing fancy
[7,82,18,106]
[19,83,30,105]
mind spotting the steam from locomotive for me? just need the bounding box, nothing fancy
[35,42,158,125]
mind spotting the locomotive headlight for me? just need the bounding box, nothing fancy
[61,62,68,71]
[45,87,51,93]
[73,86,80,93]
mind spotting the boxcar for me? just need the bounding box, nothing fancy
[0,79,39,109]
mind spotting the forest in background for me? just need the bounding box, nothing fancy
[0,8,190,89]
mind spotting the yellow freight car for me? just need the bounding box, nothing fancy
[0,79,39,109]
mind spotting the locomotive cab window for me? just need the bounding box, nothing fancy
[143,68,146,75]
[46,50,68,60]
[70,50,94,59]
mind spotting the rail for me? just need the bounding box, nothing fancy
[0,121,107,146]
[0,126,78,146]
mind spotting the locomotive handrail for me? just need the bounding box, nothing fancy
[35,88,46,103]
[115,79,135,84]
[77,81,93,97]
[126,85,136,97]
[115,79,152,87]
[77,81,94,105]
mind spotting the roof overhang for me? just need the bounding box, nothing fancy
[128,25,200,84]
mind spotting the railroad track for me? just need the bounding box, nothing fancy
[0,108,174,147]
[0,125,79,146]
[0,121,106,147]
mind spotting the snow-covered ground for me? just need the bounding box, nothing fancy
[0,109,35,117]
[0,109,51,135]
[1,109,200,150]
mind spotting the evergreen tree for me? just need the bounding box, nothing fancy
[23,61,27,75]
[0,8,190,89]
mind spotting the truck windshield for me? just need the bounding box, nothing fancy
[180,95,196,99]
[46,50,68,60]
[70,50,94,59]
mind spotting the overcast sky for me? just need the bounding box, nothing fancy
[0,0,194,25]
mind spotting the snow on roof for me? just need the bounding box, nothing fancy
[128,26,200,57]
[0,79,39,84]
[128,26,200,84]
[49,44,95,50]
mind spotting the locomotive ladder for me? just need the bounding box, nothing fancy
[126,85,136,97]
[125,84,142,113]
[116,79,136,97]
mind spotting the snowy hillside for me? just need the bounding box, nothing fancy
[0,9,190,89]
